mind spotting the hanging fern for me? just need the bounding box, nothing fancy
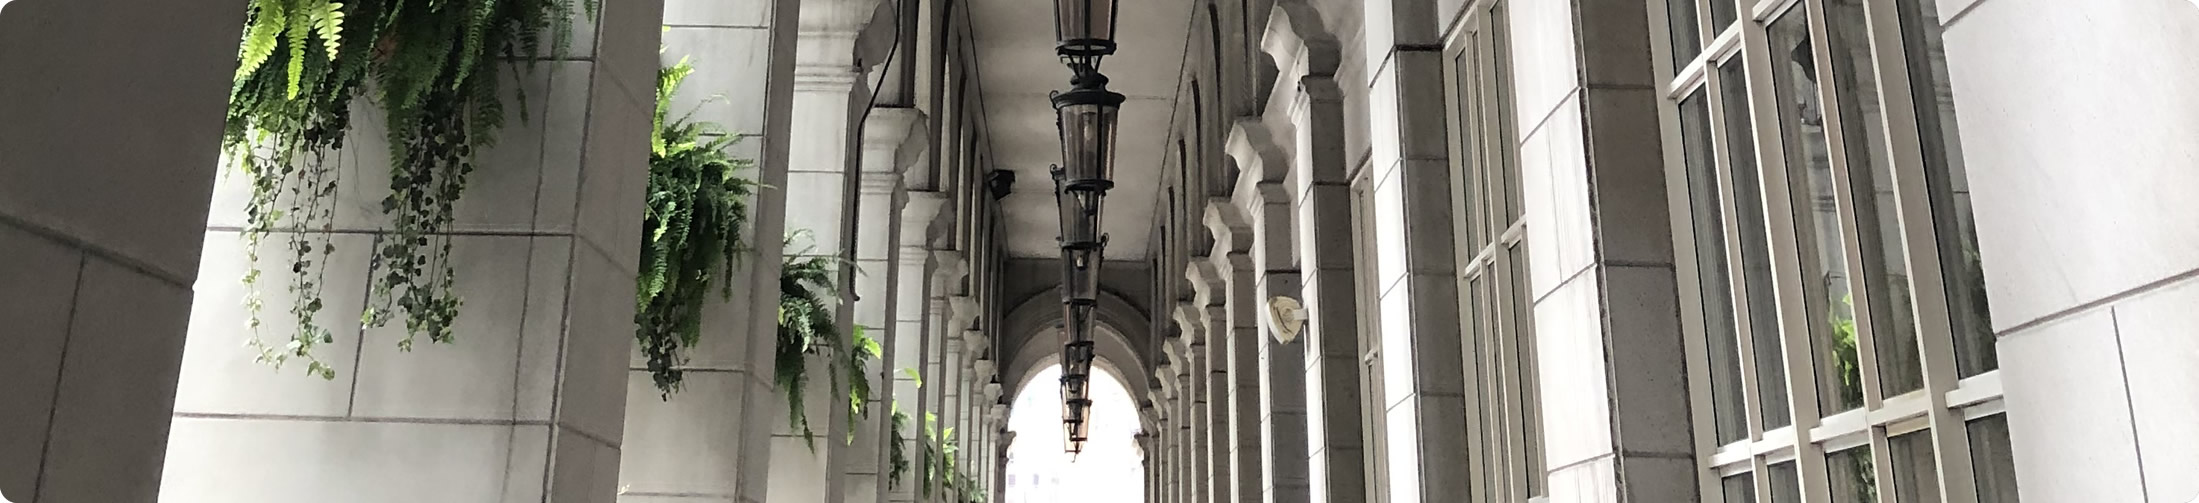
[844,324,881,443]
[225,0,593,378]
[635,56,758,396]
[777,238,841,446]
[887,402,912,489]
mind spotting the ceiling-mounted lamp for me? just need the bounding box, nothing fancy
[1052,0,1119,72]
[1050,74,1124,196]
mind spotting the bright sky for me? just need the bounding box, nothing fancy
[1003,365,1144,503]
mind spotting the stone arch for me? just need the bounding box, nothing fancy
[999,287,1153,405]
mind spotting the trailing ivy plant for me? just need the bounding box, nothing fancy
[777,238,841,445]
[635,56,758,396]
[225,0,590,378]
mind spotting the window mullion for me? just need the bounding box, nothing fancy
[1738,2,1831,472]
[1704,63,1769,451]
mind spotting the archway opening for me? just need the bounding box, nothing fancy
[1002,364,1144,503]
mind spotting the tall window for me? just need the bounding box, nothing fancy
[1656,0,2016,501]
[1443,2,1544,500]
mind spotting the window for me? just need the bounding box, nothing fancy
[1442,1,1543,500]
[1656,0,2013,500]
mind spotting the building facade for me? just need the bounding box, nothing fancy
[1,0,2194,502]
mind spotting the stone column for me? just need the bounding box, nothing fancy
[0,0,242,500]
[1168,341,1197,503]
[1225,117,1311,503]
[619,0,801,498]
[1258,5,1366,502]
[156,1,661,501]
[1188,258,1233,503]
[885,194,946,503]
[846,107,928,503]
[766,0,885,499]
[1148,379,1171,503]
[1204,201,1264,503]
[1504,0,1694,499]
[1353,0,1472,500]
[1171,302,1212,503]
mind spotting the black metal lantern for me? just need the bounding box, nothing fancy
[1052,0,1119,71]
[1051,167,1106,250]
[1051,72,1123,193]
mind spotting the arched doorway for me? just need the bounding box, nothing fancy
[1002,364,1144,503]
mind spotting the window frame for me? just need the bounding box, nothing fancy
[1440,1,1545,500]
[1646,0,2012,501]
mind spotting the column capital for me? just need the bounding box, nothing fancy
[961,329,990,362]
[900,191,950,248]
[1224,118,1288,185]
[1258,1,1340,83]
[1203,198,1252,255]
[983,381,1003,402]
[932,251,969,289]
[947,295,980,330]
[1171,301,1203,343]
[861,107,932,173]
[1186,261,1223,307]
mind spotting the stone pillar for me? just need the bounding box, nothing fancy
[0,0,242,500]
[619,0,799,499]
[1506,0,1694,499]
[885,195,946,503]
[1227,118,1310,503]
[1353,0,1472,500]
[1205,201,1263,503]
[155,1,661,501]
[767,0,885,499]
[1169,340,1198,503]
[1161,377,1178,503]
[1258,5,1366,502]
[1188,260,1233,503]
[1171,302,1213,503]
[846,106,928,503]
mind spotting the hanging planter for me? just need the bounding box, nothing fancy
[224,0,592,379]
[635,56,757,396]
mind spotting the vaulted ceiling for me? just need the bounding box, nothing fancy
[964,0,1191,260]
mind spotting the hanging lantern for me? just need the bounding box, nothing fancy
[1051,72,1122,194]
[1052,0,1119,71]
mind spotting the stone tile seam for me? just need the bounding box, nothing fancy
[173,411,556,426]
[0,215,193,288]
[1997,266,2199,339]
[1544,451,1618,476]
[1518,86,1586,149]
[30,252,89,502]
[2109,308,2153,503]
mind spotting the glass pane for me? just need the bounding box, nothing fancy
[1897,0,1997,378]
[1507,243,1544,497]
[1683,91,1749,445]
[1969,415,2023,502]
[1465,273,1497,496]
[1711,0,1738,31]
[1824,0,1923,397]
[1889,430,1943,502]
[1668,0,1703,71]
[1827,447,1878,503]
[1484,24,1521,228]
[1723,473,1758,503]
[1453,48,1484,248]
[1721,59,1793,430]
[1769,10,1863,414]
[1769,461,1803,503]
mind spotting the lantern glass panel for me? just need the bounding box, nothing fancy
[1053,0,1117,54]
[1054,101,1120,188]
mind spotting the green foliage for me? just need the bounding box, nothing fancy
[844,325,881,443]
[888,403,912,489]
[777,238,841,446]
[1830,294,1863,407]
[226,0,591,378]
[636,56,757,396]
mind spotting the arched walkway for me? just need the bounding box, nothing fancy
[1001,364,1144,503]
